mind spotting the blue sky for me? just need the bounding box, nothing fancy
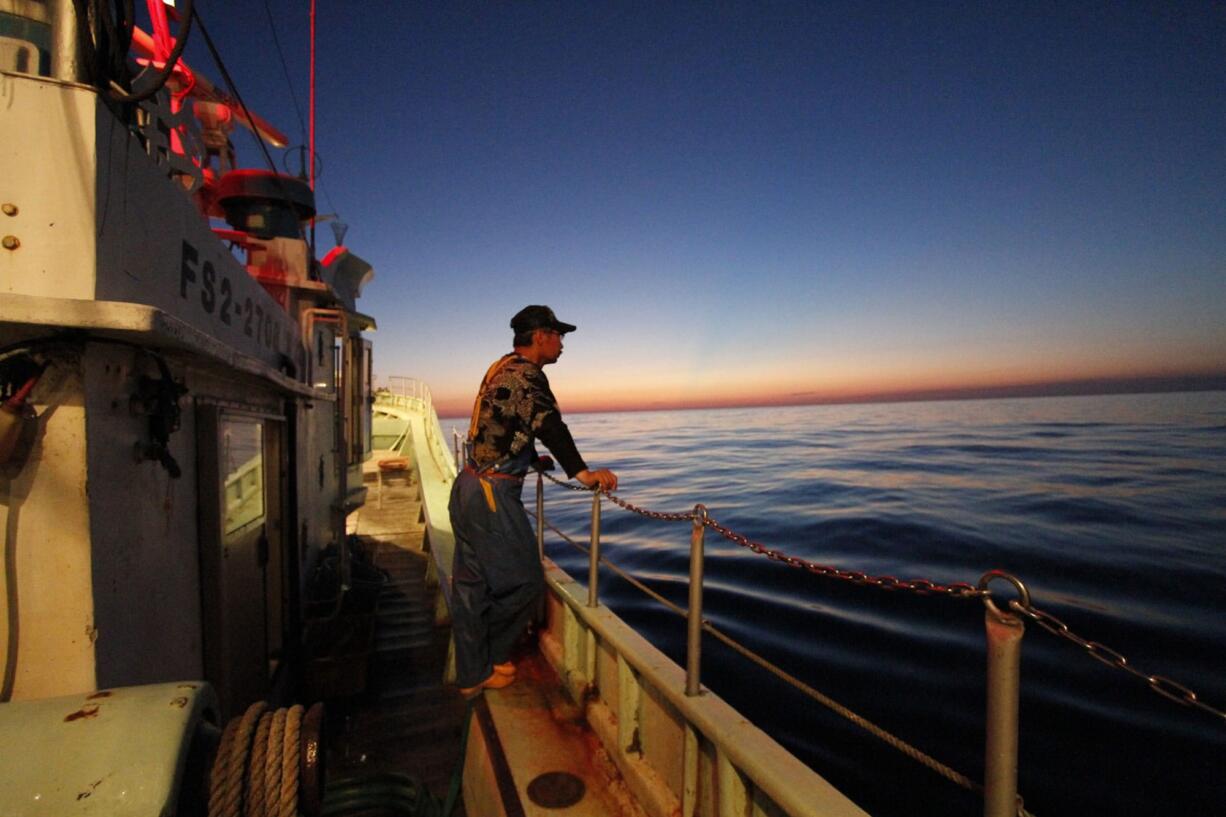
[183,1,1225,415]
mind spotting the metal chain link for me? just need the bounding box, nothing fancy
[538,472,1225,726]
[605,491,701,522]
[533,499,1034,816]
[542,470,699,521]
[1009,600,1226,722]
[703,516,987,599]
[543,471,982,596]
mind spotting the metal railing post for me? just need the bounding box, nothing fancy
[979,571,1026,817]
[685,504,708,696]
[536,471,546,560]
[587,490,601,607]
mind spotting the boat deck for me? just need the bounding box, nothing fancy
[332,460,470,811]
[334,454,640,816]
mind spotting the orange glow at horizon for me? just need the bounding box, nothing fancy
[430,358,1226,418]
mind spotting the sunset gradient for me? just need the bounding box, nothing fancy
[191,3,1226,416]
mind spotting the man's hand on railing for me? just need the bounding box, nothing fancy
[577,468,618,492]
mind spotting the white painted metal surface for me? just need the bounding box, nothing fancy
[539,567,869,817]
[0,682,218,816]
[0,75,306,377]
[0,362,96,699]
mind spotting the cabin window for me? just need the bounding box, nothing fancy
[222,419,264,535]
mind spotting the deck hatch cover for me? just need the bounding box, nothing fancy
[526,771,585,809]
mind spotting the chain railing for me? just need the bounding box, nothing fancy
[545,472,1226,721]
[537,469,1225,817]
[532,507,1007,804]
[1008,602,1223,720]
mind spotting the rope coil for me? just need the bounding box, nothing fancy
[245,712,272,817]
[210,703,315,817]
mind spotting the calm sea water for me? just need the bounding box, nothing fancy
[447,391,1226,816]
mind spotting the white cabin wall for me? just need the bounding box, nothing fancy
[0,358,96,699]
[94,113,305,378]
[0,77,98,299]
[84,344,204,689]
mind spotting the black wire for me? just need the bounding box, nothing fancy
[190,4,311,246]
[190,5,279,177]
[108,0,195,103]
[260,0,344,231]
[317,183,341,230]
[0,333,147,360]
[260,0,308,146]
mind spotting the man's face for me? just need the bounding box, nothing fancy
[536,328,564,364]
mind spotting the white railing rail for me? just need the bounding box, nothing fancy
[375,378,455,481]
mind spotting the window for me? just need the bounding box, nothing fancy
[221,419,264,535]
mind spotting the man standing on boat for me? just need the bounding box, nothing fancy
[449,305,619,696]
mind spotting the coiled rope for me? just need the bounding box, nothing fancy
[210,702,306,817]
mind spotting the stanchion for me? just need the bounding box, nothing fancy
[686,505,708,696]
[588,490,602,607]
[536,471,545,560]
[979,571,1026,817]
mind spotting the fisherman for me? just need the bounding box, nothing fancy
[449,305,619,696]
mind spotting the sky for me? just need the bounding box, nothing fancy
[180,2,1226,417]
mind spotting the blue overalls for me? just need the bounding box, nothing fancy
[447,445,541,688]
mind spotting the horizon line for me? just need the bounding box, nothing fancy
[433,373,1226,420]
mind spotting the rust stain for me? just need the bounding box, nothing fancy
[169,696,189,708]
[76,780,103,800]
[87,691,113,700]
[64,705,100,722]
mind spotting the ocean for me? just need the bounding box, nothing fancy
[445,390,1226,817]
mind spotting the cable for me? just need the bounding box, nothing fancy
[190,6,279,177]
[259,0,344,237]
[98,0,136,92]
[191,5,311,246]
[260,0,308,146]
[108,0,195,103]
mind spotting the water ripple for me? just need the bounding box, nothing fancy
[541,391,1226,817]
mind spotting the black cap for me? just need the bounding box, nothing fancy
[510,305,577,335]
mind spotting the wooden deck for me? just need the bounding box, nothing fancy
[328,449,643,817]
[329,458,469,813]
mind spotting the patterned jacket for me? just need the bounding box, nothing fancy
[468,354,587,477]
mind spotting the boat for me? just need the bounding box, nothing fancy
[0,3,874,814]
[3,6,1216,817]
[0,0,370,812]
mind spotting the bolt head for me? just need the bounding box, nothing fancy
[1,204,16,217]
[2,236,19,250]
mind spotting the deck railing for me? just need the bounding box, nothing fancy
[531,469,1225,817]
[377,378,454,480]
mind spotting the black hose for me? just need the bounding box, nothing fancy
[319,701,474,816]
[321,772,441,817]
[107,0,194,104]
